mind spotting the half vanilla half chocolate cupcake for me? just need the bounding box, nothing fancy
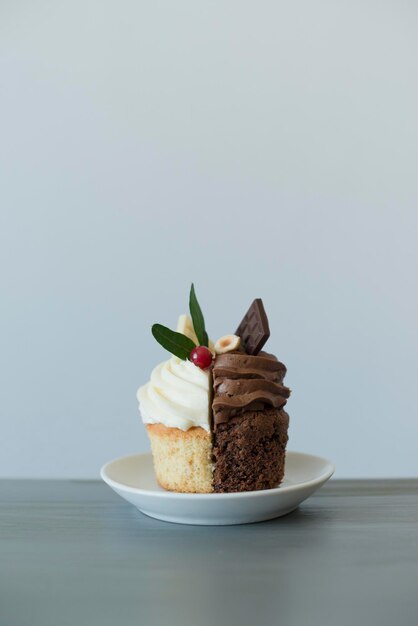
[137,286,290,493]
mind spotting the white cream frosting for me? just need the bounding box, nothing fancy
[137,356,211,432]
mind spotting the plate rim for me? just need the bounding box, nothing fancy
[100,450,335,500]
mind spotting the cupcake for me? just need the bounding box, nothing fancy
[137,285,290,493]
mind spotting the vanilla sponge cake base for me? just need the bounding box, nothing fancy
[146,424,213,493]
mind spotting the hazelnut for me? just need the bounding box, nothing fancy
[214,334,241,355]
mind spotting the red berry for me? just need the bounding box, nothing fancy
[189,346,213,370]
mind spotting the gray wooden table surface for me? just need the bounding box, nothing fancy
[1,479,418,626]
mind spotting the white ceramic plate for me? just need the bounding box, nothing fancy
[100,451,335,526]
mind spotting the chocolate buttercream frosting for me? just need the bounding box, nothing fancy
[212,351,291,427]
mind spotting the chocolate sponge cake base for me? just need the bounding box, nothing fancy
[212,409,289,493]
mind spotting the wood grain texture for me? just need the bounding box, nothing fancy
[1,480,418,626]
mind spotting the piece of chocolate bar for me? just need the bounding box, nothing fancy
[235,298,270,355]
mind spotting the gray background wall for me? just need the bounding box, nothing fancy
[1,0,417,478]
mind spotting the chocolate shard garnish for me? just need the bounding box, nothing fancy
[235,299,270,355]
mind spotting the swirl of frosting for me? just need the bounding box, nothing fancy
[212,351,290,425]
[137,356,211,431]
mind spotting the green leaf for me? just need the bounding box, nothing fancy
[189,283,208,347]
[151,324,196,360]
